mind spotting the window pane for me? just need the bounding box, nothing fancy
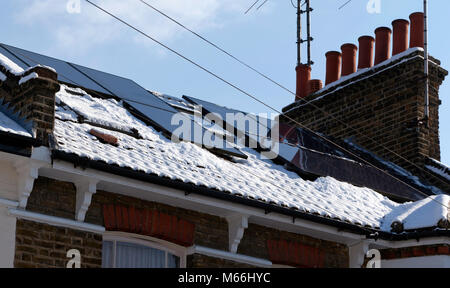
[167,253,180,268]
[102,241,114,268]
[116,241,166,268]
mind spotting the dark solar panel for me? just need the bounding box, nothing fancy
[183,96,272,145]
[2,44,111,95]
[1,43,246,158]
[73,65,246,158]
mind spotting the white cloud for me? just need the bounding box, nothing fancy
[14,0,248,54]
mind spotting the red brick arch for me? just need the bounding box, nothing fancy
[267,239,325,268]
[102,204,195,247]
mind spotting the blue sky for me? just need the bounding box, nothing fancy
[0,0,449,164]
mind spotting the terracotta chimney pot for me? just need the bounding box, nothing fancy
[341,43,358,76]
[325,51,342,85]
[375,27,392,65]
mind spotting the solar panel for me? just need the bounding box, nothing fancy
[1,43,246,158]
[183,96,272,146]
[1,44,111,95]
[72,65,246,158]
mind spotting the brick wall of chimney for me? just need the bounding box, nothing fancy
[282,50,448,191]
[0,66,59,146]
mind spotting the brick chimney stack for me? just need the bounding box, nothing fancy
[282,12,448,191]
[0,65,59,145]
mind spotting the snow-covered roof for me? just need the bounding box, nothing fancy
[53,85,450,232]
[0,111,32,137]
[0,48,448,234]
[0,52,25,76]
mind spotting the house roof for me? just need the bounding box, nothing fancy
[0,45,449,236]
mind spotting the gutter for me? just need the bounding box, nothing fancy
[51,150,377,237]
[0,131,38,157]
[51,150,450,242]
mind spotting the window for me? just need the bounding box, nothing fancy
[102,234,185,268]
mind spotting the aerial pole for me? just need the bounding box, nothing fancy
[306,0,313,66]
[297,0,301,66]
[424,0,429,125]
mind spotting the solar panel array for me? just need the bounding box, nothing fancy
[0,43,246,158]
[183,95,273,146]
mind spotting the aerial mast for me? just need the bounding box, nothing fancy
[423,0,429,125]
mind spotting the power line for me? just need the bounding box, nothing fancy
[3,28,380,234]
[135,1,450,191]
[245,0,261,14]
[83,0,448,209]
[256,0,270,10]
[339,0,353,10]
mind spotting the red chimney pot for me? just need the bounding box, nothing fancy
[325,51,341,85]
[409,12,424,48]
[358,36,375,69]
[341,43,358,76]
[374,27,392,65]
[295,64,311,100]
[308,79,323,95]
[392,19,409,55]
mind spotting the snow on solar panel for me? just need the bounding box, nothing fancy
[183,95,272,146]
[0,44,245,158]
[72,65,246,158]
[2,44,111,95]
[0,44,29,71]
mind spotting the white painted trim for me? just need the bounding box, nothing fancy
[13,161,40,208]
[0,197,19,208]
[74,178,98,221]
[0,206,17,268]
[226,214,248,253]
[368,237,450,249]
[381,255,450,268]
[348,241,369,268]
[187,245,272,268]
[8,208,105,234]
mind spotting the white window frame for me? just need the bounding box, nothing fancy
[102,232,187,268]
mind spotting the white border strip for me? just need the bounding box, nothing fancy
[0,197,19,208]
[8,208,105,234]
[187,245,272,267]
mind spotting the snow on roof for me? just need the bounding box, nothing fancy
[381,195,449,232]
[426,159,450,182]
[0,52,25,76]
[0,111,32,137]
[152,92,196,113]
[52,85,449,232]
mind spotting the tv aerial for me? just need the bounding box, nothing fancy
[245,0,314,67]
